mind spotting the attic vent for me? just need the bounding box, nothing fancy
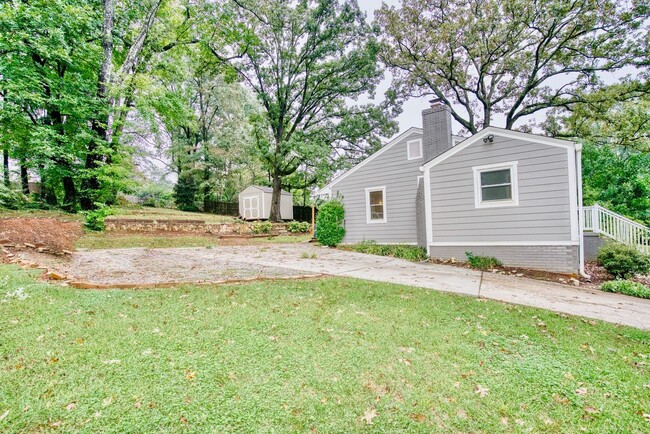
[407,139,423,160]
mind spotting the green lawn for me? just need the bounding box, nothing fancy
[1,266,648,432]
[76,233,311,249]
[106,207,237,224]
[0,206,235,224]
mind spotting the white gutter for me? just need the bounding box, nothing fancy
[576,143,589,278]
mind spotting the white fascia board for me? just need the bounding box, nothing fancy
[422,127,576,170]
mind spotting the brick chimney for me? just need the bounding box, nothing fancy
[422,99,453,161]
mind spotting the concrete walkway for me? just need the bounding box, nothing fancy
[48,243,650,330]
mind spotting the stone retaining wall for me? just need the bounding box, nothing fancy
[104,218,293,236]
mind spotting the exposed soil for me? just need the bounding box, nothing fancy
[14,246,309,285]
[0,217,83,253]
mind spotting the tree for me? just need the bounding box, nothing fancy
[376,0,649,133]
[129,40,264,208]
[205,0,397,221]
[544,82,650,224]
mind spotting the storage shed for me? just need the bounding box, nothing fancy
[238,185,294,220]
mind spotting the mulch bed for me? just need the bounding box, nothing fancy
[430,257,650,290]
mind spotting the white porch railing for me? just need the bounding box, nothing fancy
[583,204,650,253]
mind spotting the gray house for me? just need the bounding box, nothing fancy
[318,103,585,274]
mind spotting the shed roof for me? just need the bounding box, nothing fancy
[242,185,291,195]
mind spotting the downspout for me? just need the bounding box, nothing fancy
[576,143,589,278]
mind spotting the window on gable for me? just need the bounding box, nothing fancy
[473,162,519,208]
[407,139,422,160]
[366,187,387,223]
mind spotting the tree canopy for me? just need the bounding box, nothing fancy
[376,0,649,133]
[205,0,397,221]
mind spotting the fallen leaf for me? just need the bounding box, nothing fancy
[553,394,569,405]
[584,406,600,414]
[184,370,196,381]
[515,419,525,426]
[643,413,650,422]
[134,402,142,409]
[50,421,62,428]
[475,384,489,397]
[0,410,8,421]
[180,415,188,424]
[362,408,377,425]
[456,409,467,419]
[501,417,508,425]
[575,387,588,395]
[410,413,426,422]
[66,402,76,411]
[399,358,412,366]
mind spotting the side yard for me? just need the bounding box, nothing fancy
[1,265,649,432]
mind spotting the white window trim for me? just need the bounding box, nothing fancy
[472,161,519,209]
[365,186,387,224]
[407,139,423,160]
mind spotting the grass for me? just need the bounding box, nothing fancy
[340,242,428,262]
[0,208,83,221]
[601,280,650,299]
[76,233,311,249]
[107,207,237,224]
[1,266,649,432]
[0,206,235,224]
[465,252,503,270]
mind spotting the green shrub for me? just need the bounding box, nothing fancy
[135,183,174,208]
[84,206,114,231]
[596,243,650,279]
[601,280,650,299]
[465,252,502,270]
[173,173,200,212]
[315,199,345,247]
[344,241,428,262]
[0,184,27,210]
[287,221,311,233]
[251,221,273,234]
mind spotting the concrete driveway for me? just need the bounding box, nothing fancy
[33,243,650,330]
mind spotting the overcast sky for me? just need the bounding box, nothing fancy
[358,0,452,135]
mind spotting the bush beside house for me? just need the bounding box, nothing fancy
[315,199,345,247]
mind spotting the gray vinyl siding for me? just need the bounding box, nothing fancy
[332,132,423,244]
[429,138,574,243]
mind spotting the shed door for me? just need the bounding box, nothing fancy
[243,195,260,219]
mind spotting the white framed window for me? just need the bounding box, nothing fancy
[472,162,519,208]
[365,186,387,223]
[407,139,423,160]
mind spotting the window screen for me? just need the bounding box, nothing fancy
[368,190,384,220]
[480,169,512,202]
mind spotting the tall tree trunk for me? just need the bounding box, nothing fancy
[81,0,114,210]
[61,175,77,212]
[39,166,58,206]
[2,148,9,187]
[20,164,29,194]
[269,170,282,222]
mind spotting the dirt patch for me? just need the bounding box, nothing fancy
[16,246,311,286]
[0,217,82,253]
